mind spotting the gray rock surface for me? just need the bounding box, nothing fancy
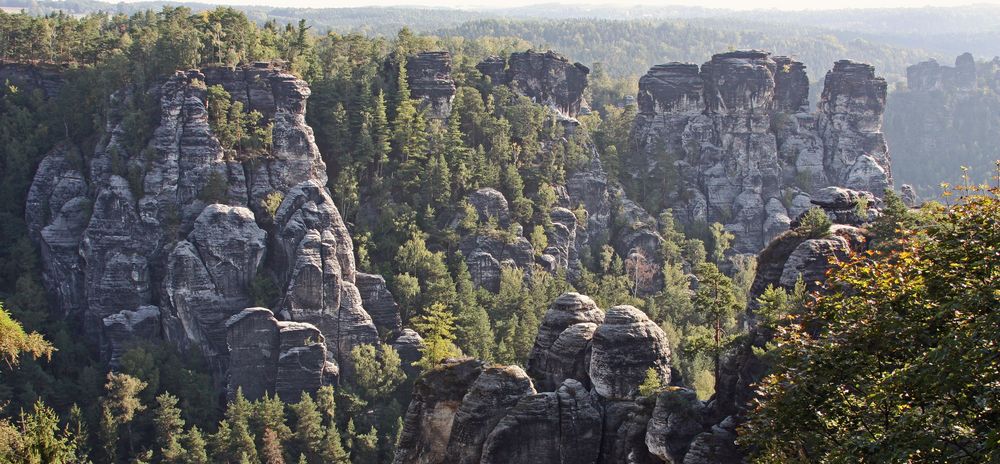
[395,358,486,464]
[28,65,381,401]
[476,50,589,117]
[391,328,424,376]
[356,272,402,333]
[527,292,604,391]
[590,305,671,400]
[102,306,162,368]
[407,51,456,119]
[630,50,891,254]
[225,307,334,401]
[443,366,536,464]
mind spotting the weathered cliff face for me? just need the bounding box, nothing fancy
[394,292,671,464]
[885,53,1000,196]
[407,51,456,119]
[27,64,395,399]
[631,50,890,254]
[0,62,64,98]
[476,50,590,118]
[906,52,978,92]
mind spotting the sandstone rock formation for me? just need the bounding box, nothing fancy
[527,292,604,391]
[885,52,1000,196]
[590,305,671,400]
[630,50,891,254]
[397,180,882,464]
[906,52,978,92]
[357,272,403,333]
[102,306,162,368]
[0,62,64,98]
[27,64,396,399]
[477,50,590,118]
[394,293,671,464]
[407,51,456,119]
[226,307,334,401]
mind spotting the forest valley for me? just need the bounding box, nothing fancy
[0,6,998,464]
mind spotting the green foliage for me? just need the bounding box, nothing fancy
[743,188,1000,462]
[207,84,272,156]
[153,392,185,462]
[0,302,53,367]
[637,367,664,397]
[707,222,733,265]
[412,303,461,371]
[794,207,832,239]
[199,171,229,204]
[250,274,281,308]
[349,344,406,401]
[261,191,284,220]
[0,400,78,464]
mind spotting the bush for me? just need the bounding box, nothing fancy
[795,207,831,239]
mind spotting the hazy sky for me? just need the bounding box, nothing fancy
[151,0,1000,10]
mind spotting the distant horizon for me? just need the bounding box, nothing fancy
[97,0,1000,11]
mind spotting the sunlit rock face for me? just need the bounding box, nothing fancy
[630,50,890,254]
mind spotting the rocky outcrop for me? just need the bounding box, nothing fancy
[28,65,392,400]
[476,50,590,118]
[162,204,266,366]
[630,50,891,254]
[225,307,334,401]
[591,305,671,401]
[395,293,671,464]
[566,156,665,294]
[527,292,604,391]
[102,306,161,368]
[391,328,424,376]
[443,366,536,464]
[407,51,456,119]
[818,60,891,195]
[395,358,486,464]
[357,273,402,334]
[885,53,1000,197]
[0,62,64,98]
[906,53,978,92]
[453,188,537,292]
[398,179,881,464]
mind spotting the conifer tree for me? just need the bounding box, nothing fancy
[154,392,185,463]
[290,392,323,461]
[413,303,461,370]
[452,257,495,361]
[182,426,209,464]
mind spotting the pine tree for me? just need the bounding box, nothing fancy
[252,393,291,446]
[154,392,185,463]
[181,426,209,464]
[260,428,285,464]
[315,385,336,427]
[371,92,391,178]
[412,302,461,371]
[224,389,259,464]
[100,372,148,461]
[452,257,494,360]
[693,263,741,380]
[319,423,349,463]
[290,392,323,461]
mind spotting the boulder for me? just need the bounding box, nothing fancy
[590,306,671,400]
[527,292,605,391]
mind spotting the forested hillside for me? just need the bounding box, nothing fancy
[0,4,997,464]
